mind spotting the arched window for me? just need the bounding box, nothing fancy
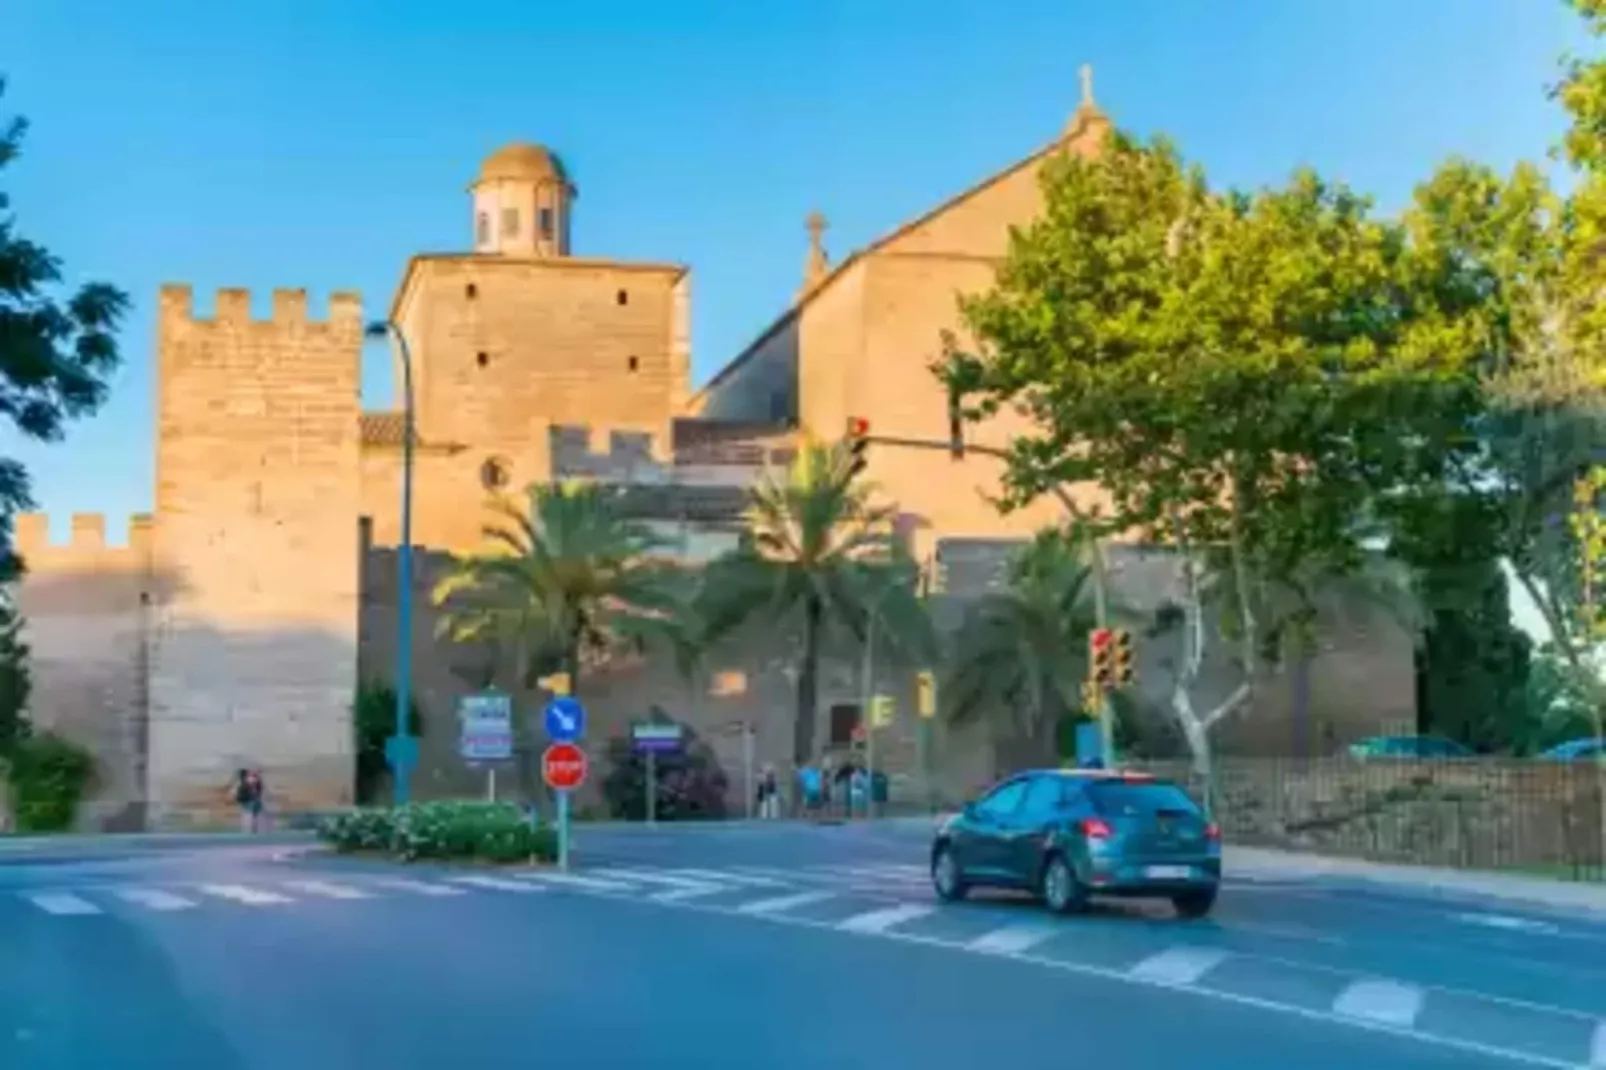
[476,212,490,246]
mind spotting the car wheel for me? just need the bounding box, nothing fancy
[1040,853,1087,915]
[1171,888,1217,919]
[931,844,969,902]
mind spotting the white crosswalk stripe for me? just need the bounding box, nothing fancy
[366,877,467,897]
[114,888,196,911]
[26,892,101,915]
[447,875,547,893]
[736,890,836,915]
[835,903,934,933]
[198,884,293,906]
[516,872,637,892]
[281,880,372,900]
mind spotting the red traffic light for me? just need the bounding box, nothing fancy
[846,416,870,438]
[1090,627,1113,649]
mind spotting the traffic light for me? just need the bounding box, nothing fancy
[1089,627,1114,689]
[846,416,870,476]
[1112,628,1135,687]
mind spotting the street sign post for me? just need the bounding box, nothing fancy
[631,722,684,826]
[544,696,586,743]
[458,690,513,801]
[542,742,588,872]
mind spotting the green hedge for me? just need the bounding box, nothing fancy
[5,731,96,833]
[317,800,558,864]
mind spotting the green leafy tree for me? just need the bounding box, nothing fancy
[1525,643,1601,748]
[940,528,1101,769]
[432,481,668,698]
[703,441,934,765]
[952,133,1459,783]
[0,78,129,571]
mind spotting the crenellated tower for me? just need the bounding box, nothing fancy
[146,284,364,823]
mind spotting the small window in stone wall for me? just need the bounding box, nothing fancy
[466,283,478,300]
[539,207,554,240]
[476,351,489,368]
[616,289,629,306]
[502,207,520,238]
[480,457,511,492]
[475,213,489,246]
[628,355,639,372]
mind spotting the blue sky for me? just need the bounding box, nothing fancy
[0,0,1581,542]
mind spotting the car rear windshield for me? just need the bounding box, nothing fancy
[1088,781,1201,818]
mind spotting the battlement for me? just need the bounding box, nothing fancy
[549,424,669,482]
[14,512,154,560]
[158,284,363,329]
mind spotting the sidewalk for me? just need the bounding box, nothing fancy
[1225,845,1606,919]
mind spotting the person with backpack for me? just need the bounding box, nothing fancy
[233,768,265,833]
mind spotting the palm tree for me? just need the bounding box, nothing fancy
[941,528,1101,769]
[431,480,668,696]
[704,440,932,765]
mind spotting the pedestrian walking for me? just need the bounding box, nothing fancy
[232,768,265,833]
[756,762,780,819]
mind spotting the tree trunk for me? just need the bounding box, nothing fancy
[794,596,822,766]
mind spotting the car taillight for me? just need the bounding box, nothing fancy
[1204,822,1221,841]
[1080,817,1113,839]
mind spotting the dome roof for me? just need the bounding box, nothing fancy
[476,142,569,185]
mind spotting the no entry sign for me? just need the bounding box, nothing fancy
[542,742,588,791]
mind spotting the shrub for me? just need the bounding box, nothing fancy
[601,716,729,821]
[6,731,96,833]
[317,800,557,864]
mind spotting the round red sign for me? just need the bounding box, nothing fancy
[542,742,588,791]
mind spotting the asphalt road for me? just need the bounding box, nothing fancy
[1,824,1603,1069]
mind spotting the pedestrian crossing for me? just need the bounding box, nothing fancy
[8,860,936,919]
[9,859,1604,1065]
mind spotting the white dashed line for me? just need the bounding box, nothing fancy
[281,880,372,900]
[835,903,934,933]
[649,884,728,903]
[26,892,100,915]
[967,923,1062,955]
[367,877,466,896]
[1590,1020,1606,1068]
[197,884,293,906]
[1128,947,1228,986]
[736,890,837,915]
[447,875,547,893]
[114,888,196,911]
[1454,912,1561,935]
[661,867,785,886]
[517,872,637,892]
[1332,979,1425,1028]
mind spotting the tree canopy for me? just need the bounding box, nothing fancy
[0,77,128,573]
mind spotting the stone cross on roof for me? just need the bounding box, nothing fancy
[800,210,830,298]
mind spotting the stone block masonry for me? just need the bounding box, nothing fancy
[13,513,155,830]
[146,284,363,826]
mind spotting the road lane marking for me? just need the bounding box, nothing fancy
[737,890,837,914]
[967,923,1062,955]
[281,880,372,900]
[661,867,784,886]
[26,892,100,915]
[609,890,1584,1068]
[1590,1020,1606,1068]
[592,868,706,887]
[197,884,293,906]
[649,884,728,903]
[835,903,934,933]
[1128,947,1229,986]
[113,888,195,911]
[448,875,547,893]
[1454,912,1561,936]
[516,872,637,892]
[367,877,466,896]
[1332,979,1424,1028]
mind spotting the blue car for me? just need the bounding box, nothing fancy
[1346,735,1473,760]
[1538,738,1606,761]
[930,769,1221,918]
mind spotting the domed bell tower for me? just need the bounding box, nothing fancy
[470,142,575,257]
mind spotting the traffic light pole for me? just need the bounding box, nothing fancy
[855,431,1118,765]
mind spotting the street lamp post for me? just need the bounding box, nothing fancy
[366,320,418,807]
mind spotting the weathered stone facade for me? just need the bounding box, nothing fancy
[13,79,1419,828]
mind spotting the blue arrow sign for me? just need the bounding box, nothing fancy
[544,696,586,743]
